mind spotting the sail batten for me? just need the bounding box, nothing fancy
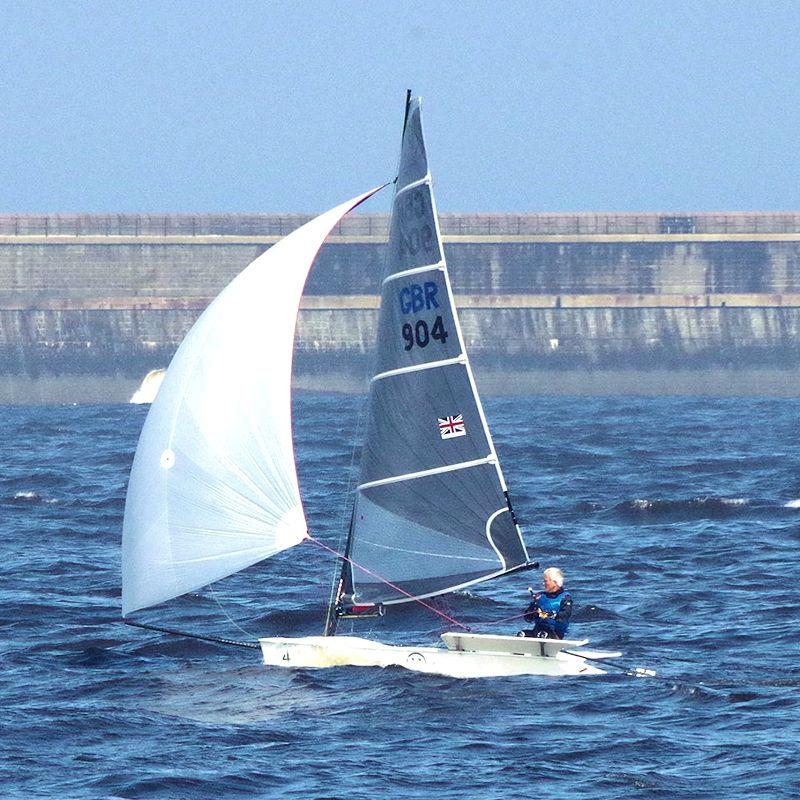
[371,355,465,383]
[382,262,445,285]
[122,187,382,616]
[394,174,432,197]
[357,455,496,491]
[340,97,530,608]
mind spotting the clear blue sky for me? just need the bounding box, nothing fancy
[1,1,799,214]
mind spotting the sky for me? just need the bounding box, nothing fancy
[1,1,799,214]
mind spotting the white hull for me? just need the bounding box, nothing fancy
[259,634,614,678]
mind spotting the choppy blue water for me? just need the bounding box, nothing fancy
[2,394,800,799]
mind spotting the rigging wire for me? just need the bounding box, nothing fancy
[473,611,528,627]
[208,583,260,641]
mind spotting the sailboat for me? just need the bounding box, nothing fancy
[122,94,622,678]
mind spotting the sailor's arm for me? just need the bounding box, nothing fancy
[523,592,542,622]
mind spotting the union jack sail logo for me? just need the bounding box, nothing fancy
[438,414,466,439]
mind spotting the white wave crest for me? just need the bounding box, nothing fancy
[130,368,166,404]
[784,499,800,509]
[11,491,57,504]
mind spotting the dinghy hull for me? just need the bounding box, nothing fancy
[259,635,609,678]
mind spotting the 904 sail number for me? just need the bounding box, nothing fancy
[402,316,449,350]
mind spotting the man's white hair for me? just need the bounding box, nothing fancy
[543,567,564,587]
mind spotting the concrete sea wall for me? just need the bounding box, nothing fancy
[2,211,800,401]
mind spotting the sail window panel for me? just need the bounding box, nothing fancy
[366,463,526,571]
[349,464,526,605]
[396,101,428,190]
[359,363,491,486]
[353,570,494,606]
[374,266,461,373]
[385,184,442,277]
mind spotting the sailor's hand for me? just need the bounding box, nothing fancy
[536,608,550,618]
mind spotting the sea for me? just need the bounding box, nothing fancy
[2,393,799,799]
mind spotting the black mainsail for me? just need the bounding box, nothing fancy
[330,96,531,624]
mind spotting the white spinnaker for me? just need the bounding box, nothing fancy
[122,188,381,615]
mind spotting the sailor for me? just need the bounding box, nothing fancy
[519,567,572,639]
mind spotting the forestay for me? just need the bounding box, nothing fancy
[343,98,530,606]
[122,188,380,615]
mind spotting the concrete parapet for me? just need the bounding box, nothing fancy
[3,211,800,237]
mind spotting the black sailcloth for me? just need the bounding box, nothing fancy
[343,97,529,606]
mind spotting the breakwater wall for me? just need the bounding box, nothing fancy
[3,211,800,401]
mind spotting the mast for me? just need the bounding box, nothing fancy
[323,508,355,636]
[324,92,414,636]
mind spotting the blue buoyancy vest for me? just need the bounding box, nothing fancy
[526,589,572,637]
